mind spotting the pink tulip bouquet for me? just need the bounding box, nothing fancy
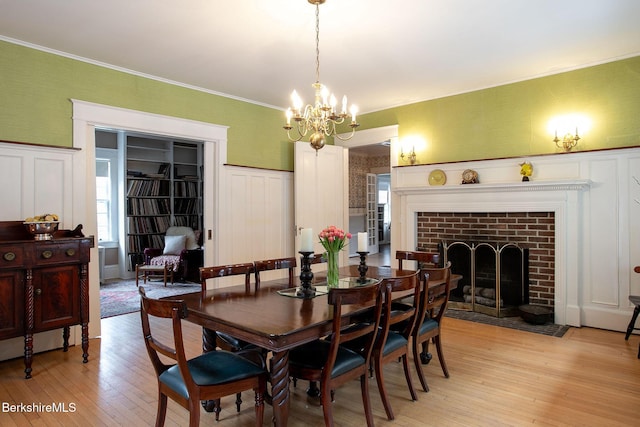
[318,225,351,286]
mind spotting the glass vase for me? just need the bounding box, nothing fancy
[326,250,340,288]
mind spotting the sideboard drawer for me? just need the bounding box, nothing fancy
[0,245,26,269]
[34,242,81,265]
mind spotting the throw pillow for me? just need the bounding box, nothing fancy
[163,235,187,255]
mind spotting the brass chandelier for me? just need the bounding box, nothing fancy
[283,0,359,152]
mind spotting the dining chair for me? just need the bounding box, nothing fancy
[199,263,266,418]
[395,249,441,270]
[394,249,441,364]
[625,266,640,359]
[254,256,297,287]
[288,281,386,427]
[411,262,452,392]
[138,286,267,427]
[346,270,423,421]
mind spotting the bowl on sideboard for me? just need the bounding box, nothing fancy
[23,222,59,240]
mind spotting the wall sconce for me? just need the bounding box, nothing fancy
[554,128,580,152]
[548,114,591,153]
[400,146,417,165]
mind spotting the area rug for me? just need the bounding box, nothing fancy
[100,279,201,318]
[445,308,570,337]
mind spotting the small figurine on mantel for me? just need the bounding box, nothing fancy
[520,161,533,182]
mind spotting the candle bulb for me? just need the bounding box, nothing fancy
[300,228,314,252]
[357,232,368,252]
[285,108,292,126]
[350,105,358,123]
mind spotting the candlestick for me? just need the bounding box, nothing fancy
[357,251,369,283]
[297,251,316,298]
[300,228,314,253]
[357,232,368,252]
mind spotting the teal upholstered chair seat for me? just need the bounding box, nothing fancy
[159,350,266,400]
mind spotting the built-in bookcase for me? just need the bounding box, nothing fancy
[126,136,202,269]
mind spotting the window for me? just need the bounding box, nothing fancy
[96,148,119,243]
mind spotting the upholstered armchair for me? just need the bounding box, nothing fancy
[143,226,203,282]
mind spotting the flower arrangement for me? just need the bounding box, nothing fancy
[318,225,351,287]
[318,225,352,253]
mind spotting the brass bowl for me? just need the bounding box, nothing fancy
[24,222,59,240]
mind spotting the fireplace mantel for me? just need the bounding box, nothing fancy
[394,179,591,196]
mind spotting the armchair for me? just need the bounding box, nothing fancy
[143,226,203,282]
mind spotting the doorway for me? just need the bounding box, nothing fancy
[95,129,204,283]
[337,125,397,260]
[72,99,227,337]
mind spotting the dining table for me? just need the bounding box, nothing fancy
[176,264,435,426]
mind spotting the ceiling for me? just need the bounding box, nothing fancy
[2,0,640,152]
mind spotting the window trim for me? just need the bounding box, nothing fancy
[96,147,120,245]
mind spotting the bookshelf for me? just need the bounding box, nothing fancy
[125,136,202,269]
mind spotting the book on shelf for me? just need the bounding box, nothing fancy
[157,163,170,178]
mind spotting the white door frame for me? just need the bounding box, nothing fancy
[72,99,228,337]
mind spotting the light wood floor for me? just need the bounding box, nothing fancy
[1,310,639,426]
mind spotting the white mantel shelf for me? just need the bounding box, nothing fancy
[394,179,592,196]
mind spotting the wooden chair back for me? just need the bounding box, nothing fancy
[200,262,255,293]
[310,253,327,264]
[395,250,440,270]
[419,261,452,325]
[327,283,386,356]
[254,257,297,286]
[139,286,189,379]
[378,270,423,342]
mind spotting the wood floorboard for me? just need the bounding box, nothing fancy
[1,309,639,426]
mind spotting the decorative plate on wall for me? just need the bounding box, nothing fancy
[428,169,447,186]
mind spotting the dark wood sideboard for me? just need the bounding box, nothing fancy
[0,221,93,378]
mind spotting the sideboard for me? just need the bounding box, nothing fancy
[0,221,93,378]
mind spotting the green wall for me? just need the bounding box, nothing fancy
[356,55,640,164]
[0,40,292,170]
[2,39,639,169]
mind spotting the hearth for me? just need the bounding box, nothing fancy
[441,240,529,317]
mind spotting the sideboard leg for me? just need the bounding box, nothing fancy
[82,323,89,363]
[24,333,33,379]
[63,326,70,351]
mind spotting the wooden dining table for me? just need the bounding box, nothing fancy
[176,264,424,426]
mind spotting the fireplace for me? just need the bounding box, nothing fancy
[394,169,590,326]
[441,240,529,317]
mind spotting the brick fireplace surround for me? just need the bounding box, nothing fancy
[416,212,555,308]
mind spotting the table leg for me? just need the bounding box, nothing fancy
[270,350,290,427]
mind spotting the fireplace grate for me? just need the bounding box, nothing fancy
[441,240,529,317]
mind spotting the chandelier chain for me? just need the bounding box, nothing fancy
[315,3,320,84]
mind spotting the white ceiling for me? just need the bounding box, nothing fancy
[2,0,640,115]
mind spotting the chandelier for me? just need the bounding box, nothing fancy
[283,0,359,152]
